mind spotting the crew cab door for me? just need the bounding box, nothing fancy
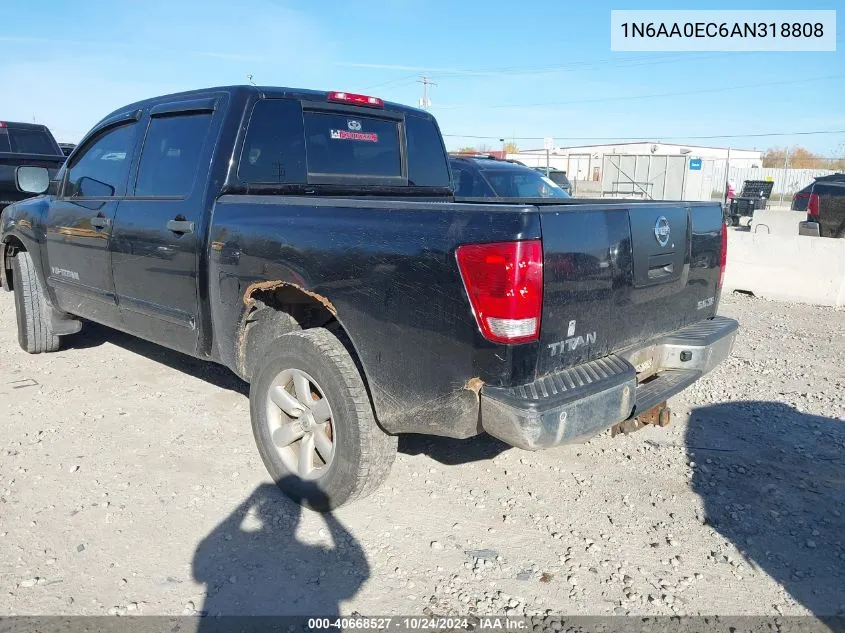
[43,119,140,328]
[110,98,217,354]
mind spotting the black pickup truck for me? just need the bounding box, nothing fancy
[0,121,66,211]
[792,173,845,238]
[1,85,737,509]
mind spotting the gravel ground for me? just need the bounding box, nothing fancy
[1,290,843,619]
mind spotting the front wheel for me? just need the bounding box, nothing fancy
[249,327,397,511]
[12,251,60,354]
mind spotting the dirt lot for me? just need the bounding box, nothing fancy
[1,290,843,619]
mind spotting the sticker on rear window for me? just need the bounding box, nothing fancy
[330,129,379,143]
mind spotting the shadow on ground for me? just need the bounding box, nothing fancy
[687,401,845,616]
[64,322,513,467]
[399,432,511,465]
[192,481,367,625]
[64,321,248,395]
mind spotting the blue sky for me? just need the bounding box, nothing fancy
[1,0,842,155]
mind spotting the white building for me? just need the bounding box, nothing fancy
[510,142,762,182]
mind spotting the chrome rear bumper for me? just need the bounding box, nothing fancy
[480,316,738,450]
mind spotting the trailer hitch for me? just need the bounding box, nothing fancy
[611,401,671,437]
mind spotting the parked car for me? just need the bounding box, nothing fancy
[58,143,76,157]
[2,85,736,510]
[450,155,571,198]
[0,121,65,212]
[534,167,573,195]
[792,173,845,238]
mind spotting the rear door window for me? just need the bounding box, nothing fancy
[135,112,213,197]
[303,112,400,178]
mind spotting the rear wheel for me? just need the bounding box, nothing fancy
[249,327,397,511]
[12,251,60,354]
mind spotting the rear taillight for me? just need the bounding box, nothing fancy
[0,121,6,128]
[717,222,728,290]
[807,193,820,219]
[456,240,543,344]
[327,91,384,108]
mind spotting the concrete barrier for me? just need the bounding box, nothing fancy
[748,208,805,236]
[723,230,845,307]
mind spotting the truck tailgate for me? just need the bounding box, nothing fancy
[537,201,723,375]
[0,153,64,207]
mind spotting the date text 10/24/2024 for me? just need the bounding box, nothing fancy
[610,10,836,52]
[307,617,528,630]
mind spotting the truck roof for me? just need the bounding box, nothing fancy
[815,173,845,182]
[0,121,54,132]
[452,156,530,171]
[97,84,435,128]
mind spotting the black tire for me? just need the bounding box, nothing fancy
[12,251,60,354]
[249,327,397,511]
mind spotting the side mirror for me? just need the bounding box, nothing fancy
[77,176,115,198]
[15,166,51,195]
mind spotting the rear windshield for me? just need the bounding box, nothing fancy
[405,114,450,186]
[238,98,451,188]
[303,112,400,177]
[483,169,571,198]
[548,172,570,186]
[7,128,59,155]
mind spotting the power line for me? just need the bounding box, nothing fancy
[435,52,726,78]
[434,73,845,110]
[442,129,845,142]
[361,53,727,92]
[362,53,723,83]
[364,74,420,91]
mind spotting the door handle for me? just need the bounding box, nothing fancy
[90,216,111,229]
[167,219,195,234]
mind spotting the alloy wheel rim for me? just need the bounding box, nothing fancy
[265,367,334,480]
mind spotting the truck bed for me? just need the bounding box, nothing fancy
[0,153,64,209]
[208,194,725,440]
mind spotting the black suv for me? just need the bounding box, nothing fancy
[534,167,572,195]
[450,155,571,199]
[792,173,845,238]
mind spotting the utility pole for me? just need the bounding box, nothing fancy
[246,73,256,86]
[417,75,436,110]
[779,148,789,205]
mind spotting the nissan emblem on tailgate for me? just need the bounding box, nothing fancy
[654,216,670,247]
